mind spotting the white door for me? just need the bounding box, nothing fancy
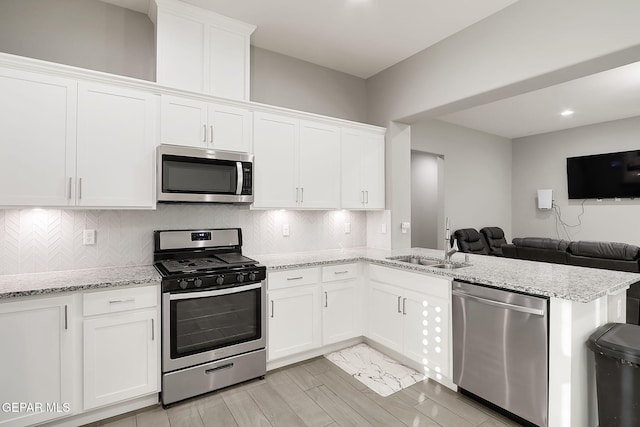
[83,309,158,410]
[253,112,299,208]
[156,11,205,93]
[322,281,358,345]
[160,95,208,148]
[340,129,365,209]
[207,25,248,100]
[0,296,74,427]
[361,132,385,209]
[267,286,320,361]
[367,282,403,352]
[208,103,251,153]
[76,82,157,208]
[0,68,77,206]
[402,289,429,365]
[298,121,341,209]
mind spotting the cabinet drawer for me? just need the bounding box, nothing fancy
[83,286,157,316]
[268,267,320,290]
[322,263,358,282]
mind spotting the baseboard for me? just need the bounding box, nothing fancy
[267,337,363,371]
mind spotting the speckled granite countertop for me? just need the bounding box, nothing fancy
[0,265,161,300]
[249,247,640,303]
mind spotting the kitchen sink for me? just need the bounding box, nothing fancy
[387,255,468,269]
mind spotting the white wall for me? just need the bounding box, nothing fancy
[412,119,513,241]
[251,47,368,123]
[512,116,640,245]
[0,0,155,81]
[411,151,440,249]
[0,206,367,275]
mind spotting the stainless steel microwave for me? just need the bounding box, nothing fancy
[157,144,253,203]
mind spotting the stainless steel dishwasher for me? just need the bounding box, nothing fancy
[452,280,549,427]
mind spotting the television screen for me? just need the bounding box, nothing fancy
[567,150,640,199]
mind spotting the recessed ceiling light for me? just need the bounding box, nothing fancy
[560,110,574,116]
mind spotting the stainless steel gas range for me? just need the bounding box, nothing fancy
[153,228,266,406]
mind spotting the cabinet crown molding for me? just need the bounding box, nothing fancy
[152,0,256,35]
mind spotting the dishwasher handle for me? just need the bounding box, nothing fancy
[452,289,545,316]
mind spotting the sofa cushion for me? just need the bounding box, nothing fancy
[568,241,640,261]
[453,228,489,255]
[512,237,570,251]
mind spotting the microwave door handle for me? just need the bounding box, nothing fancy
[236,162,243,195]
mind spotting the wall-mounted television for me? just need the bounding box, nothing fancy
[567,150,640,199]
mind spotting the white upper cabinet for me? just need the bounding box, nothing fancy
[154,0,255,100]
[160,95,251,153]
[341,128,385,209]
[253,112,340,209]
[76,82,157,208]
[0,68,77,207]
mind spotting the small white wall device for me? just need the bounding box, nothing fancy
[537,189,553,210]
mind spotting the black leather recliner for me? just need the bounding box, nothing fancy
[480,227,507,256]
[452,228,489,255]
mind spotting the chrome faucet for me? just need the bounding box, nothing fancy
[444,217,457,263]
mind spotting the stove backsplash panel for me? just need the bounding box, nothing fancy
[0,205,367,275]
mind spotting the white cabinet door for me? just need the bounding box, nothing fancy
[298,121,341,209]
[268,286,321,361]
[83,309,158,410]
[0,295,75,427]
[0,68,77,207]
[420,295,449,378]
[207,25,249,101]
[402,289,429,365]
[341,128,385,209]
[322,281,359,345]
[160,95,208,148]
[76,82,157,208]
[208,103,251,152]
[156,10,206,93]
[367,281,403,353]
[253,112,299,208]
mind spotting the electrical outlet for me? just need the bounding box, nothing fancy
[381,223,387,234]
[83,229,96,245]
[282,224,290,237]
[344,223,351,234]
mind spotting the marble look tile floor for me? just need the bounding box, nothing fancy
[325,343,425,397]
[86,356,524,427]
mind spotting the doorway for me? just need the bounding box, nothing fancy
[411,150,443,249]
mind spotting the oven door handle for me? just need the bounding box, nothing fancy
[169,282,262,300]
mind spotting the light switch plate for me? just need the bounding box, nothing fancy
[381,223,387,234]
[282,224,290,237]
[344,223,351,234]
[83,229,96,245]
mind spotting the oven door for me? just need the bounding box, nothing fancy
[162,281,266,373]
[157,144,253,203]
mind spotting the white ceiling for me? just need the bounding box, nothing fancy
[101,0,517,78]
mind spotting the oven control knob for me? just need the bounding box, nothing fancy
[248,272,257,281]
[216,276,224,285]
[179,280,188,290]
[194,278,202,288]
[236,274,245,283]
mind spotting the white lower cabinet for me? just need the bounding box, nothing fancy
[321,264,361,345]
[366,264,451,379]
[82,286,159,411]
[0,295,75,427]
[267,285,321,361]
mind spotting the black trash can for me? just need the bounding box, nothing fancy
[587,323,640,427]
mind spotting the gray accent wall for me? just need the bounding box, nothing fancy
[251,46,368,123]
[412,119,512,243]
[411,151,440,249]
[0,0,156,81]
[512,116,640,246]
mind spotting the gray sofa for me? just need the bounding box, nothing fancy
[502,237,640,324]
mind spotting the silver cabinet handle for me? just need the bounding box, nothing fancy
[452,290,546,316]
[203,124,207,142]
[151,318,155,341]
[365,190,369,204]
[295,187,299,203]
[67,177,72,199]
[206,363,233,374]
[325,291,328,308]
[109,299,135,304]
[397,296,402,313]
[287,276,303,281]
[361,190,365,204]
[78,177,82,199]
[334,271,349,275]
[210,125,214,143]
[300,187,304,203]
[270,300,274,318]
[403,298,407,315]
[64,305,68,330]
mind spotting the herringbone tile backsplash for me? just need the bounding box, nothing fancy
[0,205,379,275]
